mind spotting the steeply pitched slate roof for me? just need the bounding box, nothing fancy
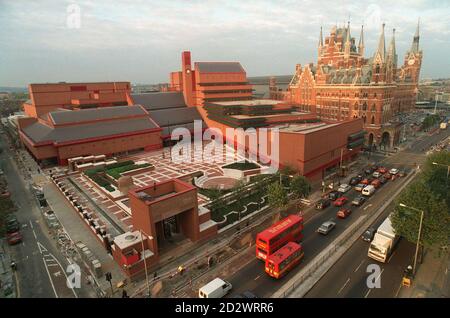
[195,62,244,73]
[49,105,145,125]
[130,92,186,110]
[22,117,159,145]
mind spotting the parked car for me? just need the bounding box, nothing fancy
[361,227,376,242]
[337,208,352,219]
[371,179,381,188]
[364,168,372,175]
[328,191,342,201]
[6,219,20,234]
[384,172,392,180]
[7,231,22,245]
[315,198,331,210]
[351,196,366,206]
[333,196,348,207]
[389,168,399,175]
[338,183,352,193]
[372,171,382,178]
[354,183,365,192]
[317,221,336,235]
[377,167,388,174]
[361,177,373,185]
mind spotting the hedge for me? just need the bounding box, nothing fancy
[106,163,151,179]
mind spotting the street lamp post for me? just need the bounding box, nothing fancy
[399,203,424,275]
[139,229,154,297]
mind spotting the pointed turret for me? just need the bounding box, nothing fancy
[410,18,420,53]
[373,23,386,63]
[344,21,351,58]
[358,25,364,56]
[387,28,397,66]
[319,26,324,48]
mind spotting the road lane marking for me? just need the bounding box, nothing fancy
[254,275,261,281]
[363,204,372,211]
[354,260,365,273]
[42,258,58,298]
[29,220,34,229]
[337,278,350,295]
[365,268,384,298]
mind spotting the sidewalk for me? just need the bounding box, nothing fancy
[397,249,449,298]
[44,182,128,297]
[0,240,16,298]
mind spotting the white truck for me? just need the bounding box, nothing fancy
[368,214,399,263]
[199,278,232,298]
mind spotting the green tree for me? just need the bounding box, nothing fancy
[290,175,311,199]
[421,151,450,206]
[267,182,288,209]
[391,180,450,251]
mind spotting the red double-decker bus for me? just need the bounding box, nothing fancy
[265,241,304,279]
[255,214,303,260]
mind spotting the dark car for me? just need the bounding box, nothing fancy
[398,169,407,177]
[364,168,372,175]
[6,219,20,234]
[378,176,387,184]
[349,176,362,186]
[328,191,342,201]
[232,291,258,298]
[362,227,376,242]
[351,196,366,206]
[242,291,258,298]
[315,198,330,210]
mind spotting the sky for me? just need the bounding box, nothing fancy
[0,0,449,87]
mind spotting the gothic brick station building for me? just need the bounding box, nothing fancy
[271,21,423,148]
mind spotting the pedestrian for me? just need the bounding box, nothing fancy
[153,271,157,280]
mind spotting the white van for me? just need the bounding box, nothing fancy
[199,278,232,298]
[362,185,376,196]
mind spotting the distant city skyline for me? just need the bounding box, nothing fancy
[1,0,449,87]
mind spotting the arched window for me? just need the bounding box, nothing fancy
[371,116,375,125]
[362,102,367,111]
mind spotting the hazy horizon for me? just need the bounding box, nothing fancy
[1,0,449,87]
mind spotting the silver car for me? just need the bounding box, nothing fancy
[338,183,351,193]
[317,221,336,235]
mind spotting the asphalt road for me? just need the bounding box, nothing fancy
[0,134,79,298]
[304,127,450,298]
[226,128,448,298]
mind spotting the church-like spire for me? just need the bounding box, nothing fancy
[374,23,386,63]
[410,18,420,53]
[319,26,324,48]
[344,21,351,57]
[358,25,364,56]
[387,28,397,66]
